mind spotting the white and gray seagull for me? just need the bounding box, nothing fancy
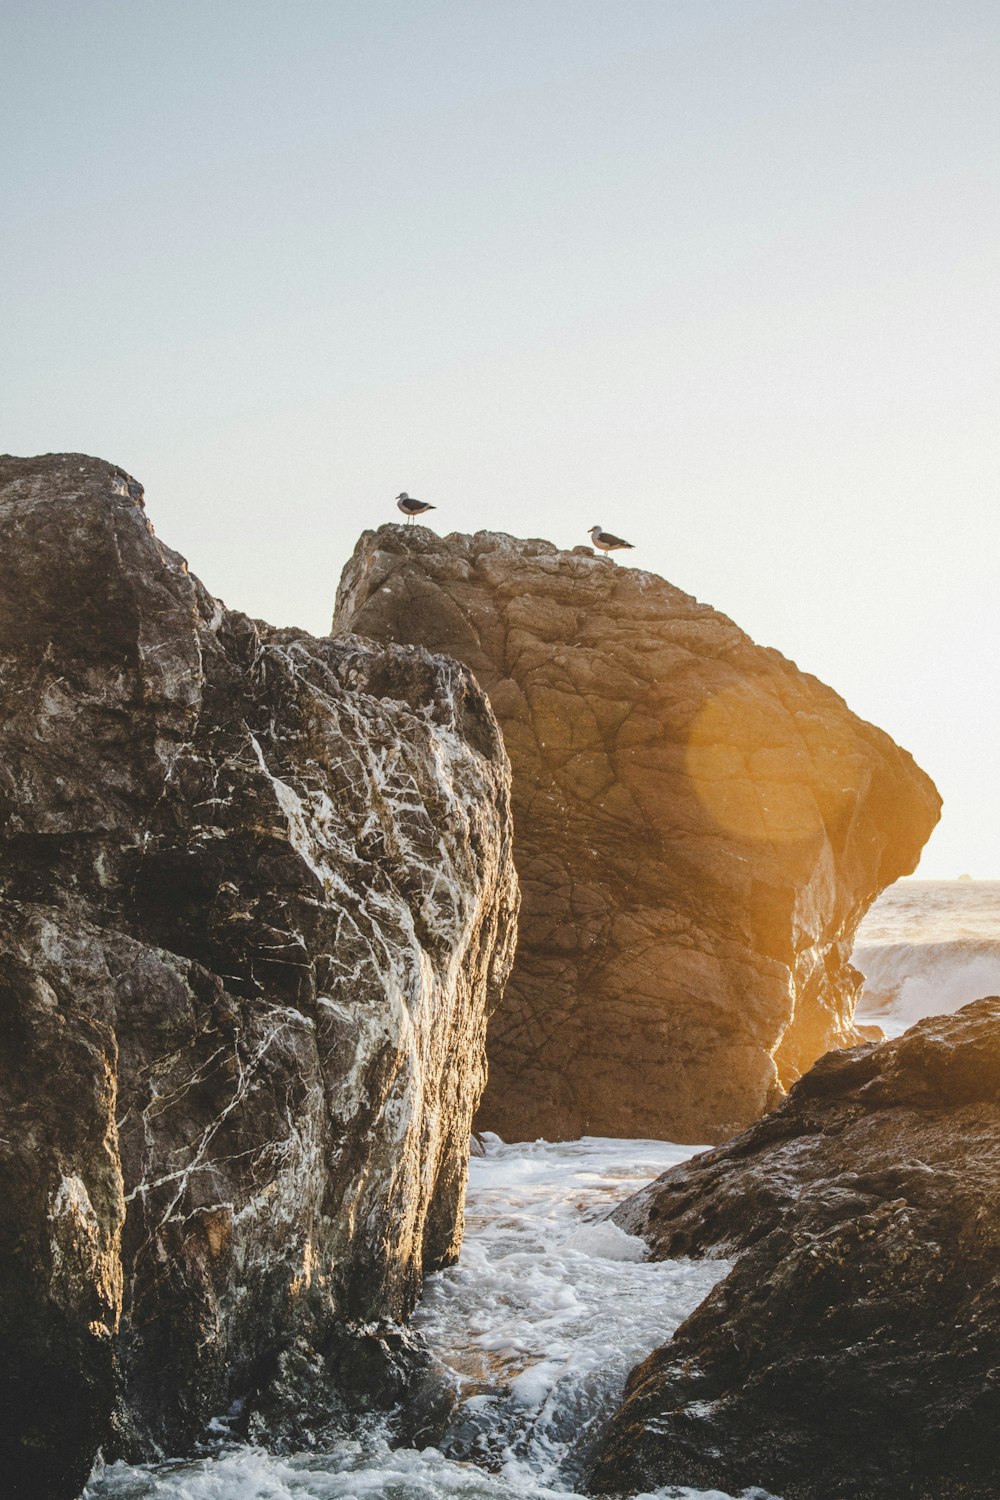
[589,524,634,560]
[396,492,436,524]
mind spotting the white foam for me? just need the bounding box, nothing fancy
[561,1219,648,1261]
[414,1136,728,1488]
[88,1442,760,1498]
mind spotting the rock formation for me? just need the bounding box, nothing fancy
[592,998,1000,1500]
[0,455,518,1499]
[333,526,940,1142]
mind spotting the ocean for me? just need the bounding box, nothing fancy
[853,879,1000,1036]
[84,880,994,1500]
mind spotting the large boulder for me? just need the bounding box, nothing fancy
[592,998,1000,1500]
[333,526,940,1142]
[0,455,518,1498]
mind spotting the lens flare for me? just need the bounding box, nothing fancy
[685,685,825,843]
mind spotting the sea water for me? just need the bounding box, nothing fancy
[854,879,1000,1036]
[85,881,992,1500]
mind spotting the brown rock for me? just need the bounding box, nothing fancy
[593,998,1000,1500]
[334,525,940,1143]
[0,457,518,1496]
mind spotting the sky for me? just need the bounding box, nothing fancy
[3,0,998,877]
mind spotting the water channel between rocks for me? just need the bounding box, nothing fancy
[86,1136,763,1500]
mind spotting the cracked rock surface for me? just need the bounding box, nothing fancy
[592,997,1000,1500]
[0,455,517,1498]
[334,526,940,1143]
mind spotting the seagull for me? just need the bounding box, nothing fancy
[396,492,436,524]
[589,524,634,560]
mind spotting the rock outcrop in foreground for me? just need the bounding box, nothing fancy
[0,456,517,1498]
[593,998,1000,1500]
[334,526,940,1142]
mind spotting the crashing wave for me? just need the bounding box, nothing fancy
[854,938,1000,1034]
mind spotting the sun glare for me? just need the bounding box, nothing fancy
[685,686,826,843]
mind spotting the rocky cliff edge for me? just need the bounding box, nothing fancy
[0,456,518,1497]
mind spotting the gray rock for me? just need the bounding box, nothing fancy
[0,455,518,1496]
[333,525,940,1143]
[592,998,1000,1500]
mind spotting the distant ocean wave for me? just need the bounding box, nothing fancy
[853,937,1000,1035]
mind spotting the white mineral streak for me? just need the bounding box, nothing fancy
[247,730,351,898]
[147,631,517,1323]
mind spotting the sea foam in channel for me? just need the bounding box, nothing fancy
[86,1136,756,1500]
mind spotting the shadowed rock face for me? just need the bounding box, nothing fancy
[593,998,1000,1500]
[0,456,518,1498]
[333,526,940,1143]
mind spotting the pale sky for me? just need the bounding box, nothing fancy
[4,0,999,876]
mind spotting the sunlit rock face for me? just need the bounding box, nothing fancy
[334,525,940,1143]
[594,997,1000,1500]
[0,456,517,1498]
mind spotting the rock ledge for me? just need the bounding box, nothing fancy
[594,998,1000,1500]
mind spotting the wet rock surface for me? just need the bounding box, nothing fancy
[0,455,518,1497]
[593,997,1000,1500]
[334,525,940,1142]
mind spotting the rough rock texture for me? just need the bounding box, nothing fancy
[333,526,940,1142]
[593,998,1000,1500]
[0,455,517,1498]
